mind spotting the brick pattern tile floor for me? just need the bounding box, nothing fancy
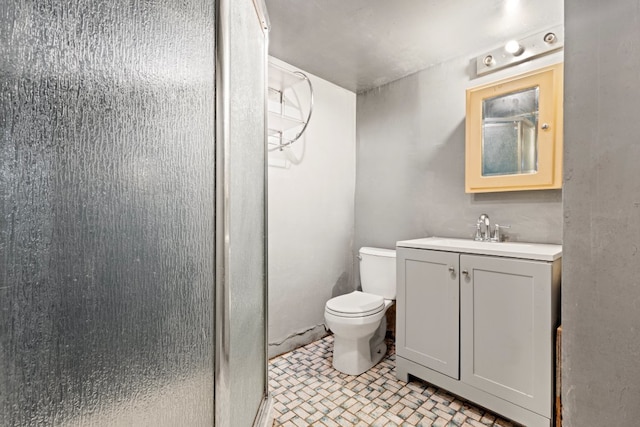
[269,334,520,427]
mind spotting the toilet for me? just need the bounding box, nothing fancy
[324,247,396,375]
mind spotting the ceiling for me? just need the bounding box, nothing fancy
[265,0,563,93]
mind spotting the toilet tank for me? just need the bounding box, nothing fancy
[359,247,396,299]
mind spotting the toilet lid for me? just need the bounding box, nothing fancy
[325,291,384,317]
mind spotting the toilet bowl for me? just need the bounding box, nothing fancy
[324,247,396,375]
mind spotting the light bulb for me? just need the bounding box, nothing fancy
[505,40,524,56]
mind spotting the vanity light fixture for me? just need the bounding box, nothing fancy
[475,25,564,76]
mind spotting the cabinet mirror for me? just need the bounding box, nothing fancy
[466,63,563,193]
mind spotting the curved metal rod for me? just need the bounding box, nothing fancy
[268,70,314,151]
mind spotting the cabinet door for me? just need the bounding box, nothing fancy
[460,254,553,417]
[465,63,563,193]
[397,249,460,379]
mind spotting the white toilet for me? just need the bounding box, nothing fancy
[324,247,396,375]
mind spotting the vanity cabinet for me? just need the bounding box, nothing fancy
[396,240,561,427]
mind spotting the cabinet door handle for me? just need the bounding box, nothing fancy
[448,266,455,273]
[462,270,469,277]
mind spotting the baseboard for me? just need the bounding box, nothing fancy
[268,324,329,359]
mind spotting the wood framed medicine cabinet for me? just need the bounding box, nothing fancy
[465,63,563,193]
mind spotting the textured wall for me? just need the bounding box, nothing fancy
[355,53,565,258]
[0,1,215,425]
[267,57,356,357]
[563,2,640,425]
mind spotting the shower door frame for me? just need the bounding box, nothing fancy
[215,0,271,425]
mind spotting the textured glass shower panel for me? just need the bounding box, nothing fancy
[1,1,215,425]
[227,1,267,426]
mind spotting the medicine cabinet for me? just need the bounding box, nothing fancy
[465,63,563,193]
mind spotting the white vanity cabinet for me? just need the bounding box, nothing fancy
[396,238,561,427]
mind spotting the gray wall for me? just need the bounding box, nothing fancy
[563,2,640,425]
[355,55,564,257]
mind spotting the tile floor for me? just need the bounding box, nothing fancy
[269,334,520,427]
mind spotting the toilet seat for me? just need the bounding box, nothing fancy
[325,291,384,318]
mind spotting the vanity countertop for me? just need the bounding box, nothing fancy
[396,237,562,261]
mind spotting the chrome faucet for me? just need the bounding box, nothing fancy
[475,213,491,241]
[474,213,511,242]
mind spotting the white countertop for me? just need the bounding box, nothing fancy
[396,237,562,261]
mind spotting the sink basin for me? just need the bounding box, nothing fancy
[396,237,561,261]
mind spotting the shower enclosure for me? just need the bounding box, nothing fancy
[1,0,268,425]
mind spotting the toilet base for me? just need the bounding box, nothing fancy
[332,316,387,376]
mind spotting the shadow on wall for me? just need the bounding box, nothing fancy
[331,271,352,298]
